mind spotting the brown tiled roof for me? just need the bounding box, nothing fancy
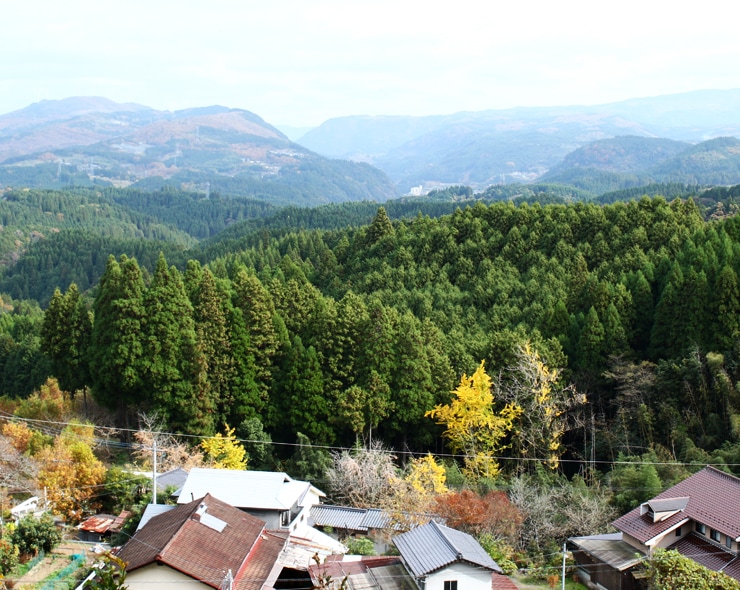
[612,466,740,543]
[672,533,735,573]
[491,573,519,590]
[117,494,280,589]
[235,530,289,590]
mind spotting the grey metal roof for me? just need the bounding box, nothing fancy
[646,497,689,513]
[570,533,645,571]
[361,508,394,530]
[393,520,502,577]
[311,505,370,531]
[155,467,189,492]
[311,504,444,534]
[136,504,175,531]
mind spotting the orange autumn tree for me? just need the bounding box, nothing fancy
[37,422,105,522]
[434,489,524,544]
[426,361,521,480]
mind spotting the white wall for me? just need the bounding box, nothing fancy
[126,564,208,589]
[424,562,493,590]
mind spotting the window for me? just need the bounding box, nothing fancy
[727,536,733,549]
[675,527,682,537]
[711,529,721,542]
[444,582,458,590]
[697,523,706,535]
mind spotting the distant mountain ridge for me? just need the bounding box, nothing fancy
[541,136,740,194]
[297,89,740,192]
[0,97,398,206]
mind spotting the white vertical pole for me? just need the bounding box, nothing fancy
[152,439,157,505]
[562,542,567,590]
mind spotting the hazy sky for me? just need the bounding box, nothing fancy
[4,0,740,127]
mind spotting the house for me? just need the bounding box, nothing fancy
[393,520,510,590]
[176,468,325,532]
[117,493,288,590]
[571,465,740,590]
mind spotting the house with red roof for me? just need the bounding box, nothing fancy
[570,465,740,590]
[116,493,288,590]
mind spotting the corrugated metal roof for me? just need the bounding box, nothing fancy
[361,509,393,530]
[311,505,369,531]
[570,533,645,571]
[177,468,322,511]
[311,505,442,533]
[78,514,117,534]
[393,521,501,577]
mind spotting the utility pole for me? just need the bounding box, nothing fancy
[562,542,567,590]
[152,439,158,505]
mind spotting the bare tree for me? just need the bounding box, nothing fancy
[325,441,398,508]
[133,412,204,472]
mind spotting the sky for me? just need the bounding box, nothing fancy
[3,0,740,127]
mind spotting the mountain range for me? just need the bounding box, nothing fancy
[298,89,740,192]
[2,90,740,201]
[0,97,397,207]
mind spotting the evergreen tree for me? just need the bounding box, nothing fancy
[232,268,279,399]
[90,255,146,420]
[142,254,207,434]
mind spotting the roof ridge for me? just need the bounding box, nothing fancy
[430,520,463,559]
[705,464,740,483]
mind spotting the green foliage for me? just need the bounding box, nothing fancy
[100,466,150,515]
[477,534,518,575]
[345,536,376,556]
[0,538,19,576]
[10,514,62,557]
[607,454,663,514]
[85,553,128,590]
[284,432,332,482]
[648,548,740,590]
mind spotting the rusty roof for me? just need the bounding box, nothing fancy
[117,493,285,589]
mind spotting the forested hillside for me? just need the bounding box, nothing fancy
[6,192,740,480]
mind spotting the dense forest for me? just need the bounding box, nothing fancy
[3,186,740,484]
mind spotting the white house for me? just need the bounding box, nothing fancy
[176,468,325,533]
[393,520,510,590]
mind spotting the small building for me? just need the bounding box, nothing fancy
[308,554,416,590]
[393,520,508,590]
[77,510,131,543]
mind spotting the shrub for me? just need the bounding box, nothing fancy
[10,514,62,557]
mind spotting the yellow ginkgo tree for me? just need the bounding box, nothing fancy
[200,425,248,470]
[499,343,587,472]
[426,361,521,480]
